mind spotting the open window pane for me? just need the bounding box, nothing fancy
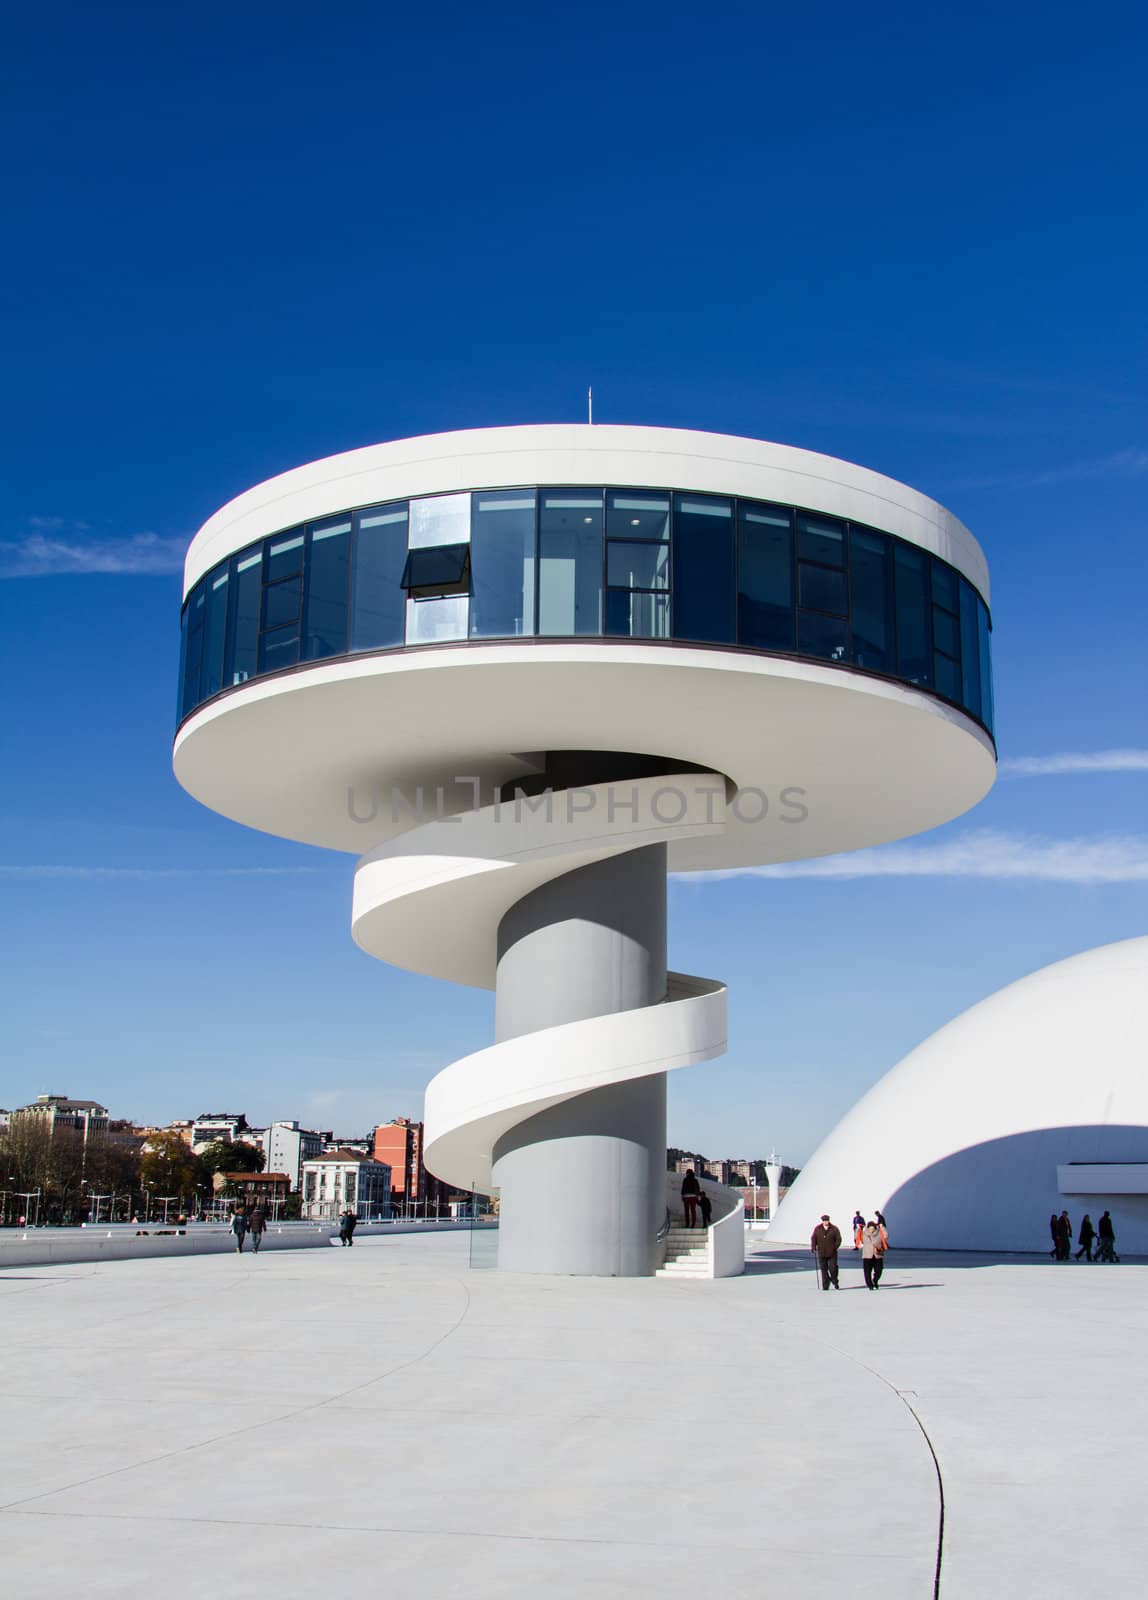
[400,544,470,591]
[673,493,734,643]
[538,490,603,635]
[469,489,535,639]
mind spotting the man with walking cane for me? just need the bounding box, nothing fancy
[811,1213,842,1291]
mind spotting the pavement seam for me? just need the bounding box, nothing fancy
[0,1270,473,1516]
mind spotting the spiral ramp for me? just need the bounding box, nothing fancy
[352,770,729,1275]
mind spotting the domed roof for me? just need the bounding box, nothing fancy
[769,936,1148,1252]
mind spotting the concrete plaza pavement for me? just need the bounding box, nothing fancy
[1,1230,1143,1599]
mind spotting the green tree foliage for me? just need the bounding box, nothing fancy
[140,1132,205,1201]
[198,1139,264,1176]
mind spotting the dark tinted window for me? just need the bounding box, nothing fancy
[796,512,845,566]
[850,528,892,672]
[225,548,262,687]
[798,611,849,662]
[350,504,407,652]
[607,542,669,588]
[932,605,959,659]
[258,623,299,674]
[400,545,470,590]
[935,652,961,702]
[798,563,847,616]
[894,545,932,686]
[267,531,304,582]
[737,502,794,652]
[959,579,982,722]
[302,516,351,661]
[263,576,302,631]
[201,569,229,700]
[673,494,734,643]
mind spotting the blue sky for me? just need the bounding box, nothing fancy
[1,1,1145,1161]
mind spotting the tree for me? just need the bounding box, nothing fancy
[140,1132,205,1203]
[198,1139,264,1176]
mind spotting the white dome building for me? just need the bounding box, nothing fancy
[769,936,1148,1254]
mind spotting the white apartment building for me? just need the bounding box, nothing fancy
[263,1121,323,1191]
[301,1152,391,1221]
[190,1112,248,1149]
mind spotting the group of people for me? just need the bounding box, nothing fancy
[810,1210,889,1291]
[229,1205,360,1251]
[1049,1209,1119,1262]
[679,1169,713,1227]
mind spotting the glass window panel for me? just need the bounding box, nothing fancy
[605,588,670,638]
[737,502,794,652]
[606,491,670,541]
[177,605,189,721]
[351,504,407,652]
[201,568,229,701]
[469,489,536,639]
[849,528,892,672]
[672,493,734,644]
[267,530,304,582]
[400,545,470,590]
[405,594,469,644]
[959,580,982,722]
[538,490,603,636]
[606,541,669,589]
[931,560,959,613]
[798,610,849,662]
[225,547,263,688]
[409,493,470,548]
[181,583,207,717]
[977,600,994,733]
[262,575,302,631]
[798,562,847,616]
[302,517,351,661]
[932,605,959,659]
[894,545,932,686]
[796,512,845,566]
[935,652,962,703]
[258,622,299,674]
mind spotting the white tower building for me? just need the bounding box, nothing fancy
[174,424,995,1275]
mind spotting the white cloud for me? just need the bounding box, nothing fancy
[0,865,314,880]
[952,447,1148,491]
[0,530,185,578]
[685,830,1148,885]
[1000,749,1148,777]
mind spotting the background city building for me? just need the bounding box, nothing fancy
[12,1095,109,1141]
[301,1152,391,1220]
[263,1120,323,1189]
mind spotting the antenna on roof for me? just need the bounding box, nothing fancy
[587,386,593,425]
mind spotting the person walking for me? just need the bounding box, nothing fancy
[249,1205,267,1254]
[681,1168,701,1228]
[1074,1213,1095,1262]
[861,1220,885,1290]
[811,1214,842,1291]
[230,1206,248,1254]
[1097,1210,1119,1263]
[1056,1211,1073,1261]
[1049,1212,1059,1258]
[339,1208,358,1247]
[852,1210,865,1250]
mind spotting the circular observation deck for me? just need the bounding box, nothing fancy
[174,425,995,869]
